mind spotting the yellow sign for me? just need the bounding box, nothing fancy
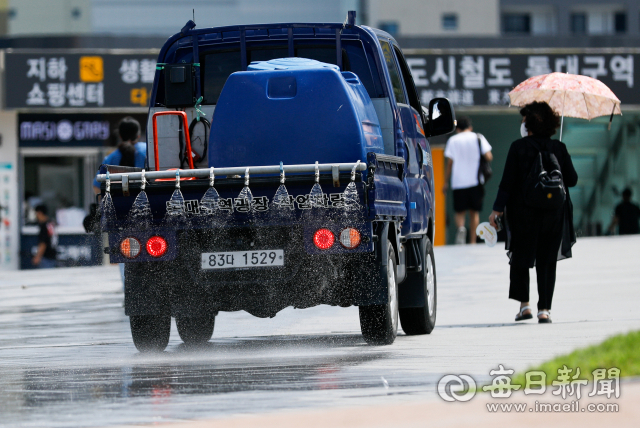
[79,56,104,82]
[130,88,148,106]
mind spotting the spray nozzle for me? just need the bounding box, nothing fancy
[245,168,250,186]
[209,167,215,187]
[280,162,285,184]
[351,160,361,182]
[315,161,319,184]
[106,171,111,193]
[175,169,180,189]
[141,169,147,190]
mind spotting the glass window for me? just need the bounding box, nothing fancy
[247,47,288,63]
[201,50,242,105]
[571,13,587,34]
[200,41,382,104]
[442,14,458,31]
[23,156,84,226]
[394,46,422,114]
[502,14,531,34]
[615,12,627,34]
[379,40,406,105]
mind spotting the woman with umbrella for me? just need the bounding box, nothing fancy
[489,101,578,323]
[490,72,620,323]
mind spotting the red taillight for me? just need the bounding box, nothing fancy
[313,228,335,250]
[146,236,168,257]
[120,237,141,259]
[339,228,361,249]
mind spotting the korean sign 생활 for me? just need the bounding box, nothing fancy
[403,50,638,107]
[4,52,160,109]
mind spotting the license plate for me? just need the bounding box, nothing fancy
[201,250,284,270]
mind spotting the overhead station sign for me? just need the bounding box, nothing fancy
[403,49,639,107]
[4,52,159,109]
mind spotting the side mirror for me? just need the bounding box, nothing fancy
[427,98,456,137]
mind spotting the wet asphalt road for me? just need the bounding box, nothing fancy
[1,236,640,427]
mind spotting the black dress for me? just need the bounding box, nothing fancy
[493,136,578,309]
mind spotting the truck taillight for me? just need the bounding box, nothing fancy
[146,236,168,257]
[313,228,334,250]
[339,228,361,249]
[120,237,141,259]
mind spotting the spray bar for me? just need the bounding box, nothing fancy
[96,161,366,183]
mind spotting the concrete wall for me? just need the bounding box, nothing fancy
[6,0,359,37]
[501,0,640,36]
[367,0,499,36]
[90,0,358,36]
[8,0,91,36]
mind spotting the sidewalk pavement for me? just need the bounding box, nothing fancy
[128,381,640,428]
[121,235,640,427]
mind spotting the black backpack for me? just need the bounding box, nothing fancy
[522,140,566,211]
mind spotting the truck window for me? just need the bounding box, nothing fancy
[202,50,242,105]
[200,41,379,105]
[379,40,407,105]
[393,46,423,114]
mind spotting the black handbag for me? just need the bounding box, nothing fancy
[477,133,492,182]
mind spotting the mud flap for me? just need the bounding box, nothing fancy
[124,261,212,317]
[398,235,426,308]
[352,222,389,306]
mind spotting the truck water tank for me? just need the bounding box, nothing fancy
[209,58,383,168]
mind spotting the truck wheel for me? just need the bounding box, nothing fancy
[399,236,437,335]
[176,316,215,346]
[359,241,398,345]
[129,315,171,352]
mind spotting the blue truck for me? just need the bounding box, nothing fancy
[96,12,455,352]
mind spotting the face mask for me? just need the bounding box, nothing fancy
[520,122,529,138]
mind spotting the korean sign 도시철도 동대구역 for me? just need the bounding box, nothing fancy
[3,52,159,109]
[403,50,637,107]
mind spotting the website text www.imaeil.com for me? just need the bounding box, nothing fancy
[438,365,621,413]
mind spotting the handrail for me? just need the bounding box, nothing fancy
[151,111,195,171]
[97,161,367,183]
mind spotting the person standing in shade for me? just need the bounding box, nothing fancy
[443,116,493,244]
[32,205,57,269]
[608,188,640,235]
[93,116,146,193]
[92,117,145,287]
[489,101,578,324]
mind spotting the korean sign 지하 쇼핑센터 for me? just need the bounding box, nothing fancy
[4,52,159,109]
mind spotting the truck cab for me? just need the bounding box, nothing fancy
[95,12,455,351]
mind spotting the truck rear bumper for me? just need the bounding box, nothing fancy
[124,251,383,318]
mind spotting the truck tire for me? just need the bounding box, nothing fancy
[129,315,171,352]
[399,236,437,335]
[176,316,215,346]
[359,240,398,345]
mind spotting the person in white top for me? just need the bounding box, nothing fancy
[443,116,493,244]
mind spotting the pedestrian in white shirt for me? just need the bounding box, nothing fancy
[443,116,493,244]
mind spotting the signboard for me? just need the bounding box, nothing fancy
[4,52,159,109]
[404,50,639,107]
[0,112,19,270]
[20,233,102,269]
[18,113,147,147]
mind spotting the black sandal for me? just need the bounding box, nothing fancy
[537,310,552,323]
[515,306,533,321]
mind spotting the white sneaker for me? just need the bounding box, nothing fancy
[455,227,467,245]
